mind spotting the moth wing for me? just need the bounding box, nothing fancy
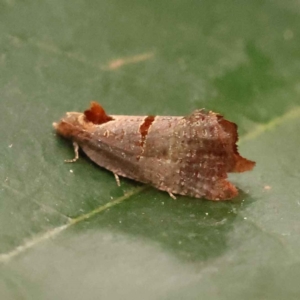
[55,103,254,200]
[216,116,255,172]
[78,115,182,184]
[80,143,141,179]
[149,110,240,200]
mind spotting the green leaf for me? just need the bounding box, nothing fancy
[1,1,300,299]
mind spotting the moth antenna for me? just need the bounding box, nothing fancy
[65,142,79,163]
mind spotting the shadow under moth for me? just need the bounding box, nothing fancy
[53,102,255,201]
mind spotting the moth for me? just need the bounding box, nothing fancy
[53,102,255,200]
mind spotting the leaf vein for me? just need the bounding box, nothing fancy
[0,186,146,263]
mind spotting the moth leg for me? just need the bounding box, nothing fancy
[168,191,177,200]
[114,173,121,187]
[65,142,79,163]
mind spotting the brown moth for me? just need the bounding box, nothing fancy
[53,102,255,201]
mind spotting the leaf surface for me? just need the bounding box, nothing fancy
[1,1,300,299]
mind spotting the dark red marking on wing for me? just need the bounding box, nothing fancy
[139,115,155,148]
[217,115,255,172]
[84,101,114,125]
[136,115,155,160]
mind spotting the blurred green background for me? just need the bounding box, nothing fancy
[1,1,300,299]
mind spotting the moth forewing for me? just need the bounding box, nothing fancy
[54,102,255,200]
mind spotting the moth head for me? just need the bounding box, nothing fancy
[53,102,114,139]
[53,112,88,139]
